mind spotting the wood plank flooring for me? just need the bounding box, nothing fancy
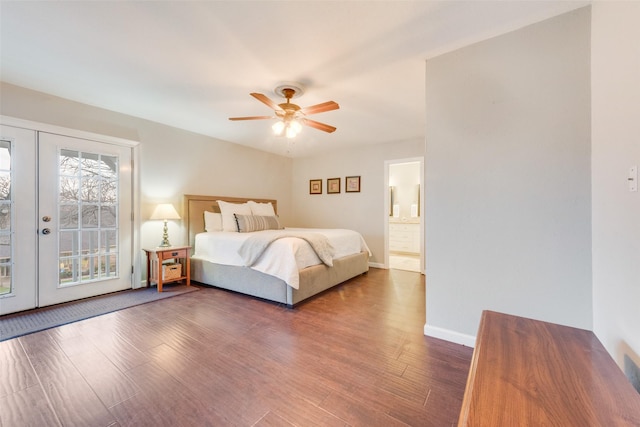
[0,268,473,427]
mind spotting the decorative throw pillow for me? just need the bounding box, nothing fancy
[203,211,223,232]
[217,200,252,232]
[234,214,283,233]
[248,200,276,217]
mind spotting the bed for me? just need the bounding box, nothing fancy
[183,194,370,307]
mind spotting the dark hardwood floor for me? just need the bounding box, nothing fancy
[0,268,473,427]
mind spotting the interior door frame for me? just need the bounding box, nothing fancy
[384,157,425,273]
[0,115,142,294]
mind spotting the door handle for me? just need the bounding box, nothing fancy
[42,215,52,222]
[42,228,51,235]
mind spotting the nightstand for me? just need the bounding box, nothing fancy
[142,246,191,292]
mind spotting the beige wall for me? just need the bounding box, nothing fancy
[424,7,592,344]
[591,2,640,374]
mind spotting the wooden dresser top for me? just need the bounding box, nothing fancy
[459,310,640,426]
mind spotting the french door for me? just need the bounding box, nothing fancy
[38,132,132,306]
[0,125,133,315]
[0,126,37,314]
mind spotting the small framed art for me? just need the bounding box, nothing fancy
[310,179,322,194]
[346,176,361,193]
[327,177,341,194]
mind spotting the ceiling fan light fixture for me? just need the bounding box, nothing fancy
[272,120,285,135]
[285,120,302,139]
[273,117,302,138]
[290,119,302,134]
[285,126,297,139]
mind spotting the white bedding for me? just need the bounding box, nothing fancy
[192,227,370,289]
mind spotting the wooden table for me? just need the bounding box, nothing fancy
[142,246,191,292]
[458,310,640,426]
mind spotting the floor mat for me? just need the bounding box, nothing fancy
[0,283,198,341]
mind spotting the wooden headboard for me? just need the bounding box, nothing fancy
[183,194,278,247]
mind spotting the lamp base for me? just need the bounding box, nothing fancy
[159,220,171,247]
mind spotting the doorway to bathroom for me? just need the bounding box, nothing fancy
[385,158,424,273]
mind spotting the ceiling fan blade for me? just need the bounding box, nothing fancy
[303,118,337,133]
[229,116,273,121]
[250,93,284,111]
[300,101,339,115]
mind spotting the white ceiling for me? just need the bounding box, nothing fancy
[0,1,588,157]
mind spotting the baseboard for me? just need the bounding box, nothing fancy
[368,262,385,269]
[424,323,476,348]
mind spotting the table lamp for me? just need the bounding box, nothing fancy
[150,203,181,247]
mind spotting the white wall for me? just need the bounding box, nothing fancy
[424,8,592,344]
[591,2,640,372]
[0,82,293,271]
[291,139,424,265]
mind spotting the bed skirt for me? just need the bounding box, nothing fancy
[191,251,370,307]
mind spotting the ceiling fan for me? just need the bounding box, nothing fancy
[229,84,339,137]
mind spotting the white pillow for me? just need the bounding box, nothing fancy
[203,211,223,232]
[217,200,252,232]
[248,200,276,216]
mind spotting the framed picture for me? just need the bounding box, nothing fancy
[309,179,322,194]
[327,177,341,194]
[346,176,361,193]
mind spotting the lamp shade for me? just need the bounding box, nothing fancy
[150,203,180,220]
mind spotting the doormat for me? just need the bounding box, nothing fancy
[0,284,199,342]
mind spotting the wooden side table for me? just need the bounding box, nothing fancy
[142,246,191,292]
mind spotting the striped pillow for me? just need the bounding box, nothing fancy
[234,214,283,233]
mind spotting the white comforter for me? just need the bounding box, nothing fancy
[192,228,370,289]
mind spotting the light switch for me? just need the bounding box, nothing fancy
[629,166,638,192]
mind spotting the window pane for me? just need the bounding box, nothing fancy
[81,204,99,228]
[101,254,117,278]
[0,202,10,232]
[81,230,99,255]
[0,140,11,295]
[101,230,117,253]
[0,234,10,249]
[59,205,79,229]
[59,177,79,202]
[0,171,10,200]
[59,150,80,176]
[100,179,117,204]
[0,234,10,296]
[101,155,118,180]
[59,231,78,257]
[0,141,10,170]
[81,178,100,202]
[80,152,100,178]
[100,205,116,227]
[80,256,100,281]
[59,257,78,284]
[58,149,119,286]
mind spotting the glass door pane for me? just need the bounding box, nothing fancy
[0,140,12,296]
[58,150,119,286]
